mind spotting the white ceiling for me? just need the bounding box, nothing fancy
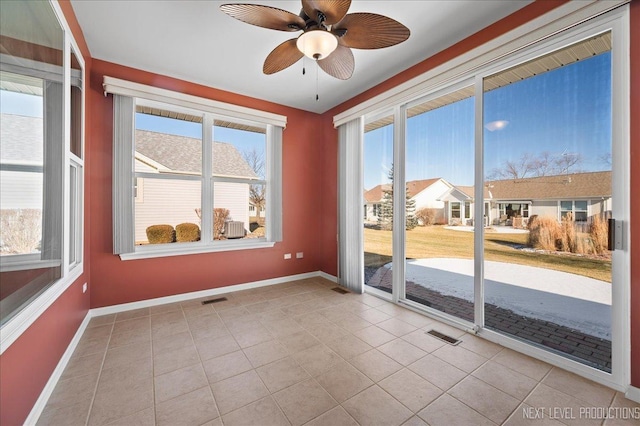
[70,1,531,114]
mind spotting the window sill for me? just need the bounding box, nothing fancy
[0,254,62,272]
[119,239,276,260]
[1,265,83,353]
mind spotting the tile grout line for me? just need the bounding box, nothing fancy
[180,303,225,426]
[83,319,116,426]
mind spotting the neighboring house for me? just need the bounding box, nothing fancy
[437,185,488,226]
[249,202,266,218]
[364,178,453,224]
[0,114,44,254]
[134,130,257,243]
[0,114,44,212]
[438,171,612,227]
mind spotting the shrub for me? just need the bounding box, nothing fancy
[176,223,200,242]
[0,209,42,254]
[576,235,593,255]
[415,208,437,226]
[590,214,609,255]
[146,224,175,244]
[527,215,560,251]
[213,208,230,240]
[560,212,577,253]
[195,208,230,240]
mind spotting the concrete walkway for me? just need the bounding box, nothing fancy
[367,258,613,371]
[443,225,529,234]
[369,258,611,339]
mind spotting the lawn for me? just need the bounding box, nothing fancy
[364,225,612,283]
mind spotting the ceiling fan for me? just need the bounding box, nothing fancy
[220,0,410,80]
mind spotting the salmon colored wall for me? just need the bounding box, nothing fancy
[629,0,640,389]
[0,2,92,425]
[88,59,326,308]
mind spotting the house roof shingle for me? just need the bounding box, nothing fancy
[364,178,443,203]
[135,130,258,179]
[486,171,611,200]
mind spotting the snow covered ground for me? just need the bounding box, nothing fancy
[372,258,611,339]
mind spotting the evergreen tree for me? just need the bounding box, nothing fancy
[377,164,417,231]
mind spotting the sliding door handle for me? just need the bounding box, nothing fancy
[608,219,623,251]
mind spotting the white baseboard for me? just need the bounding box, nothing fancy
[91,271,329,317]
[626,385,640,404]
[318,271,338,283]
[25,311,92,425]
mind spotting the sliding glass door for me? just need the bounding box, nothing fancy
[363,112,394,295]
[482,32,613,372]
[403,85,475,322]
[357,20,624,379]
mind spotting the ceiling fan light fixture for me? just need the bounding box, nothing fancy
[296,29,338,60]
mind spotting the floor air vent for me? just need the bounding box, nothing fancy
[331,287,350,294]
[201,297,228,305]
[426,329,461,345]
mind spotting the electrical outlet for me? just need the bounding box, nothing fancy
[284,253,292,259]
[296,252,303,259]
[82,283,87,293]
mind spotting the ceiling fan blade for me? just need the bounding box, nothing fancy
[333,13,410,49]
[301,0,351,25]
[263,38,304,75]
[318,44,354,80]
[220,4,305,31]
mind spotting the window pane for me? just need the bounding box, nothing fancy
[451,202,461,219]
[211,122,266,241]
[135,178,202,244]
[212,122,265,179]
[210,182,266,240]
[135,109,203,176]
[0,0,64,326]
[404,85,475,321]
[363,113,394,294]
[575,200,587,210]
[1,77,44,255]
[69,165,77,264]
[483,32,612,371]
[70,49,83,158]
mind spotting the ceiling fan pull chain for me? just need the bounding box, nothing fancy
[316,62,319,101]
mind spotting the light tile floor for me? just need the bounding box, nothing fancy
[37,278,639,426]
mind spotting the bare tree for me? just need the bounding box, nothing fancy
[243,148,265,217]
[553,152,582,175]
[598,152,612,169]
[487,153,536,180]
[487,151,583,180]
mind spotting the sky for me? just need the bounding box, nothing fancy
[0,90,43,117]
[364,51,612,190]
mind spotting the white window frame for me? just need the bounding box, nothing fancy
[106,82,285,260]
[339,3,630,393]
[1,0,85,353]
[559,200,589,222]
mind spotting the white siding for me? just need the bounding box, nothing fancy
[531,200,561,219]
[134,179,250,243]
[134,179,201,243]
[214,181,250,231]
[412,180,450,210]
[135,158,157,173]
[0,171,43,209]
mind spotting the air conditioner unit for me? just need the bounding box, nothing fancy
[225,221,245,239]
